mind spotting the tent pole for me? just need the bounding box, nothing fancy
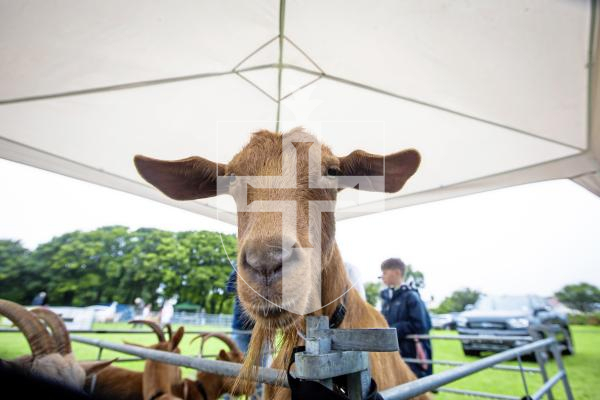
[275,0,287,133]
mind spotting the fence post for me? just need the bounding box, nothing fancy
[529,328,554,400]
[304,316,335,390]
[548,337,574,400]
[294,316,398,399]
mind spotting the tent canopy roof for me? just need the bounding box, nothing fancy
[1,1,599,225]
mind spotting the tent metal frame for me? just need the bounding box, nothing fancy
[0,0,599,222]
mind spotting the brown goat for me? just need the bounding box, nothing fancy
[30,307,114,378]
[142,324,185,400]
[84,365,144,400]
[85,321,184,400]
[134,128,428,399]
[179,332,252,400]
[0,300,111,389]
[169,332,252,400]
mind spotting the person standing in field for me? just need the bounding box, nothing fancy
[380,257,433,378]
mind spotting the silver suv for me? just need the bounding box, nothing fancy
[456,295,574,356]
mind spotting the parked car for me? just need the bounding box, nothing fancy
[431,313,457,330]
[456,295,574,357]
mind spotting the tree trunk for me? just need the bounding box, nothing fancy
[95,288,104,303]
[63,291,74,306]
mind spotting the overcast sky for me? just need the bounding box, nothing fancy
[1,158,599,306]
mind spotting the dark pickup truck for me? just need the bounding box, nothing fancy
[456,295,574,356]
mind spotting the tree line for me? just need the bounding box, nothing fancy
[365,279,599,316]
[433,284,600,314]
[0,226,237,314]
[3,227,598,317]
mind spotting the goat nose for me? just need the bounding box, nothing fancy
[243,238,295,276]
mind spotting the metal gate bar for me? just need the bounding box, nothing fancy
[71,334,289,388]
[0,328,252,335]
[407,333,533,342]
[531,371,565,400]
[379,337,564,400]
[436,387,520,400]
[402,357,541,373]
[65,330,571,400]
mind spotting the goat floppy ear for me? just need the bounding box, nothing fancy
[134,155,226,200]
[338,149,420,193]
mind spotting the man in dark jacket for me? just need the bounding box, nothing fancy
[380,258,433,378]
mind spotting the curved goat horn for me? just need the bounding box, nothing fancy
[192,332,242,356]
[189,332,208,355]
[31,308,72,355]
[0,300,53,357]
[128,319,165,342]
[189,332,208,344]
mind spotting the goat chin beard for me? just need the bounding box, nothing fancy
[233,318,301,397]
[247,298,308,323]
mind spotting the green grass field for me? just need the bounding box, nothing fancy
[430,326,599,400]
[1,324,598,399]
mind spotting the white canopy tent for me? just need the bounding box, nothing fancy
[1,1,599,225]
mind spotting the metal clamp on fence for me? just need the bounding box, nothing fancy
[293,316,399,400]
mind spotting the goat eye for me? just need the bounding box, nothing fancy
[326,167,341,178]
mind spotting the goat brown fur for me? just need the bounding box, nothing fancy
[85,322,184,400]
[177,332,252,400]
[134,128,428,400]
